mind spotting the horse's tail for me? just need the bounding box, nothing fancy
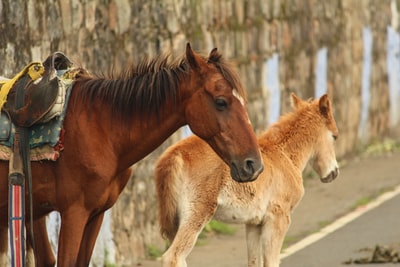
[154,146,186,241]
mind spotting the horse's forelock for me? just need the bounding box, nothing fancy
[208,56,247,102]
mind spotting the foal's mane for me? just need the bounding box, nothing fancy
[73,51,246,121]
[258,98,318,151]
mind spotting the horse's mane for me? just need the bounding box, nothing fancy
[73,51,246,121]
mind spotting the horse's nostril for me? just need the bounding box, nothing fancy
[245,159,255,174]
[246,158,264,178]
[333,167,339,178]
[230,158,263,182]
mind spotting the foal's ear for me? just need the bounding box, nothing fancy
[319,94,331,117]
[290,93,303,110]
[186,43,207,72]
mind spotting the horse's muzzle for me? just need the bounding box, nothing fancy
[320,167,339,183]
[230,158,264,182]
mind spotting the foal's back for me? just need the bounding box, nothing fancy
[155,135,228,240]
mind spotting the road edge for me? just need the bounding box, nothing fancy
[280,183,400,259]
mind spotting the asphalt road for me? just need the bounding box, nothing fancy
[281,192,400,267]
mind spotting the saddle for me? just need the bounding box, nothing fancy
[2,52,73,127]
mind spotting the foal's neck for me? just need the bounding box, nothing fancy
[266,113,318,171]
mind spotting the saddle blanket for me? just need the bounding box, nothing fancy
[0,78,73,161]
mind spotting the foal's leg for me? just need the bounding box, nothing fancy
[246,224,262,267]
[162,210,215,267]
[77,212,105,265]
[261,207,291,267]
[0,226,8,266]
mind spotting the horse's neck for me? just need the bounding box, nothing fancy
[120,107,186,168]
[264,117,317,172]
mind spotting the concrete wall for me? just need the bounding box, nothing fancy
[1,0,400,265]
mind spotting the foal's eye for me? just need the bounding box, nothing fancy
[332,134,338,141]
[215,98,228,111]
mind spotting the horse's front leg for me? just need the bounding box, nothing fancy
[246,224,262,267]
[0,226,8,266]
[261,206,291,267]
[77,211,105,265]
[57,208,90,267]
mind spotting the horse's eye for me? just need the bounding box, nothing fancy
[215,98,228,111]
[333,134,338,141]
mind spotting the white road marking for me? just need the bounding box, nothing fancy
[280,183,400,259]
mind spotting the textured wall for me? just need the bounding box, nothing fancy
[1,0,399,265]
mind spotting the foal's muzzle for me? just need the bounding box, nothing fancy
[320,167,339,183]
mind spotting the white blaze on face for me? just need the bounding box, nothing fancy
[320,130,339,178]
[233,88,252,124]
[233,89,245,106]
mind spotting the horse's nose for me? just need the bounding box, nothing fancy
[245,158,264,181]
[230,157,264,183]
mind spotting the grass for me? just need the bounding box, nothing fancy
[197,220,237,245]
[283,234,304,249]
[351,187,393,210]
[158,220,237,252]
[146,244,164,259]
[352,196,372,208]
[205,220,237,235]
[104,249,117,267]
[361,138,400,157]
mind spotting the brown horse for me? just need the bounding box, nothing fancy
[0,43,264,267]
[155,93,339,267]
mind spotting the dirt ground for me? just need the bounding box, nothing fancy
[137,149,400,267]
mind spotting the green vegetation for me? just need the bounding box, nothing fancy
[352,196,372,209]
[204,220,236,235]
[146,244,164,260]
[104,249,117,267]
[195,220,237,246]
[363,138,400,156]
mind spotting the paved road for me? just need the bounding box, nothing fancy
[281,192,400,267]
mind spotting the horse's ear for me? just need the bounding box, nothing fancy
[186,43,206,71]
[208,47,222,63]
[290,93,303,110]
[319,94,330,117]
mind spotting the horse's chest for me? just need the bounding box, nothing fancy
[214,188,269,225]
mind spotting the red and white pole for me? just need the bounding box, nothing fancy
[8,132,26,267]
